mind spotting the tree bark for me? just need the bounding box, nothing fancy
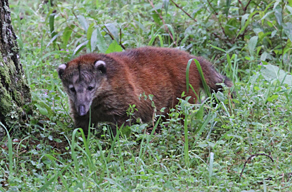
[0,0,32,139]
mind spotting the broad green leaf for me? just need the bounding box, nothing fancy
[35,104,48,116]
[248,36,258,55]
[87,23,95,40]
[106,40,123,53]
[241,14,249,28]
[152,12,161,25]
[267,95,279,102]
[273,1,280,9]
[48,12,57,48]
[271,30,277,38]
[256,46,262,55]
[77,15,88,32]
[283,40,292,56]
[62,26,73,50]
[96,0,99,8]
[95,27,108,53]
[253,28,262,34]
[261,64,292,86]
[257,31,272,46]
[87,23,95,51]
[195,104,204,120]
[225,0,231,16]
[260,52,268,61]
[91,28,107,53]
[274,7,282,26]
[283,23,292,42]
[49,12,56,36]
[163,0,169,14]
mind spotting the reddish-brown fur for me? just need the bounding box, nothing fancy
[58,47,233,134]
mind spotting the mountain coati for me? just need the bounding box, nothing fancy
[57,47,233,134]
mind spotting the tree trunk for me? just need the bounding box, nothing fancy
[0,0,32,139]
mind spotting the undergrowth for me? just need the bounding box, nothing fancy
[1,0,292,191]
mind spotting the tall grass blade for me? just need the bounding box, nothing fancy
[184,114,189,167]
[194,59,211,97]
[208,152,214,185]
[0,122,13,175]
[195,113,213,141]
[186,59,192,93]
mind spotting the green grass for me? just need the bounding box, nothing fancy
[1,0,292,191]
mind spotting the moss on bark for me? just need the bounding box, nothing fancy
[0,0,32,138]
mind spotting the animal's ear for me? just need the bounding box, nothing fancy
[57,64,67,79]
[94,60,106,74]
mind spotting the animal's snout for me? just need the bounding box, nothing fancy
[78,105,87,116]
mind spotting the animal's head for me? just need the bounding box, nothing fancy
[58,56,107,116]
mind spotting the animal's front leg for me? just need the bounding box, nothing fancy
[73,112,90,135]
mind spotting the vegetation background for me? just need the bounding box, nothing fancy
[1,0,292,191]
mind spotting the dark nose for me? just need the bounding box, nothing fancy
[78,105,86,116]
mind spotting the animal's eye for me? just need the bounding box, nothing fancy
[87,86,94,91]
[69,87,76,92]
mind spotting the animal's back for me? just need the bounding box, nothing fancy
[58,47,232,133]
[107,47,205,106]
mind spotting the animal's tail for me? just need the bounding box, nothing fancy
[195,57,233,95]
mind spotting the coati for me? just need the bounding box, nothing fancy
[57,47,233,134]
